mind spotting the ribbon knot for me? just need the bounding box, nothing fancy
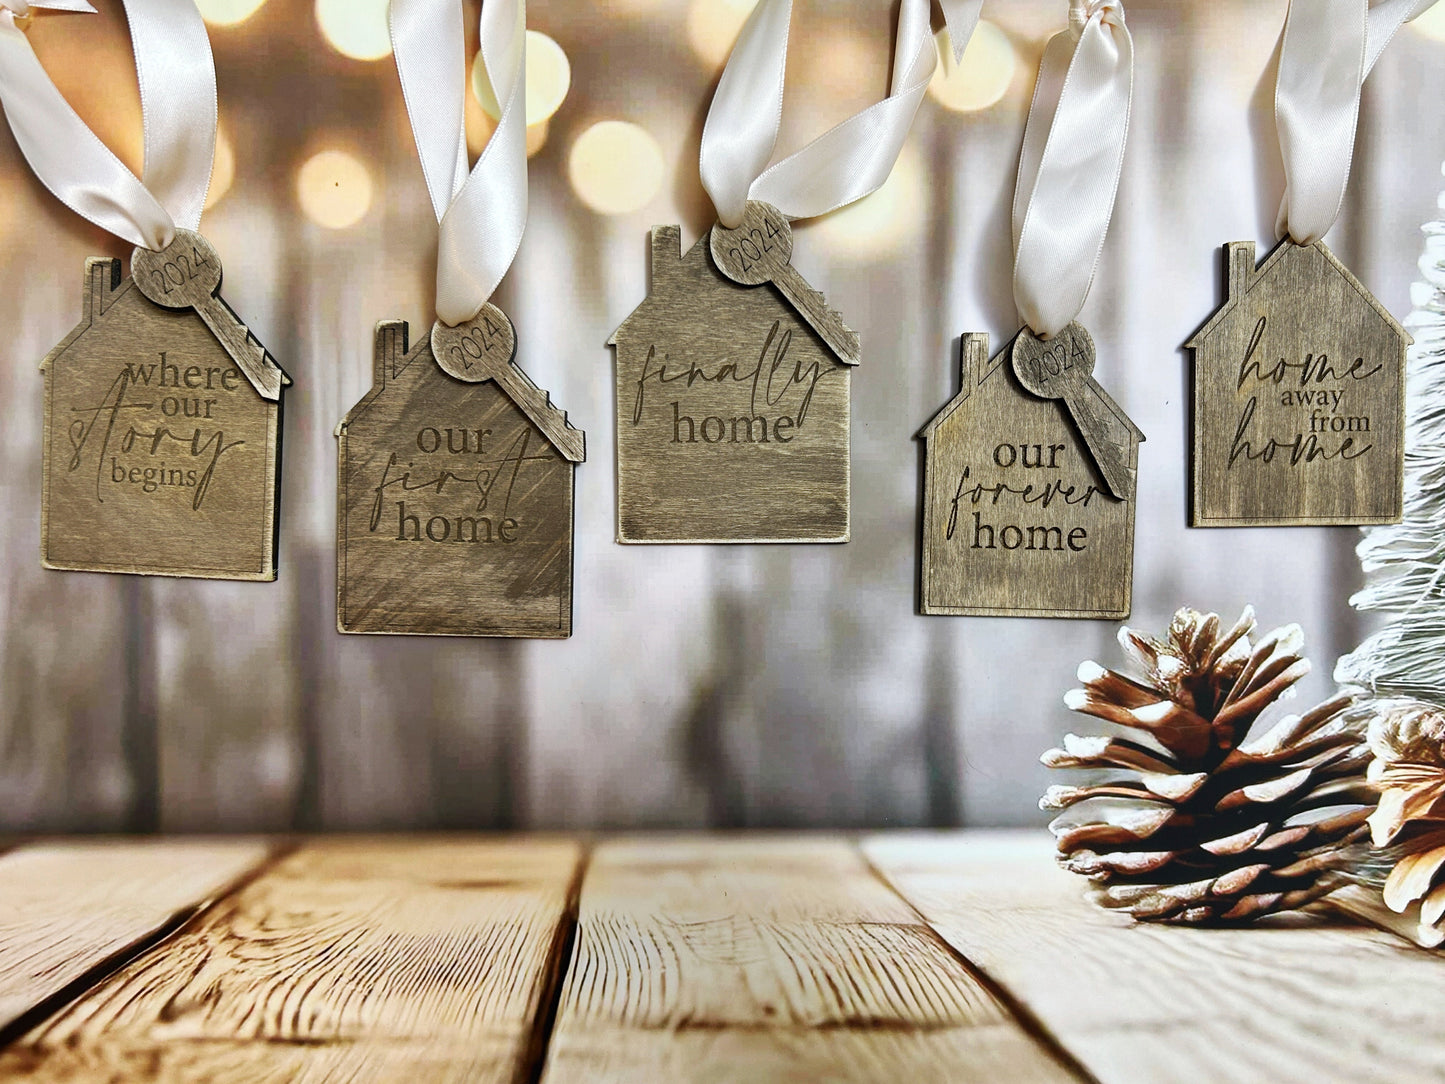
[1069,0,1124,38]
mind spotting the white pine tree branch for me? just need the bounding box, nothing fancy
[1334,178,1445,705]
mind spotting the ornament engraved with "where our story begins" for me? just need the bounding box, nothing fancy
[41,245,288,581]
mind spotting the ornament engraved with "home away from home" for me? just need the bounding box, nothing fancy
[1188,240,1407,526]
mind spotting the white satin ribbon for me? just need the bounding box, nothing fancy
[699,0,983,228]
[0,0,216,251]
[1012,0,1132,340]
[391,0,525,327]
[1275,0,1434,245]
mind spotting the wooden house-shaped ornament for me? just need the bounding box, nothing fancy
[336,319,585,638]
[919,333,1143,619]
[1187,240,1408,526]
[609,225,855,544]
[41,256,288,580]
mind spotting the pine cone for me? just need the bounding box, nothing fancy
[1041,606,1376,923]
[1362,699,1445,935]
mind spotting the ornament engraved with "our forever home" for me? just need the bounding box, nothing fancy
[609,208,856,544]
[41,236,289,581]
[1188,240,1408,526]
[919,331,1143,619]
[336,312,585,638]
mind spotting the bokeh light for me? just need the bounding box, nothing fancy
[568,121,665,216]
[928,21,1016,113]
[196,0,267,26]
[204,127,235,210]
[467,109,553,160]
[472,30,571,127]
[816,143,925,261]
[687,0,758,68]
[297,150,374,229]
[316,0,391,61]
[1413,1,1445,41]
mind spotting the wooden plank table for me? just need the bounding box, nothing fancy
[0,832,1437,1082]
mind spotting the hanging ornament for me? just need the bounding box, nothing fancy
[336,0,584,638]
[1186,0,1428,527]
[609,0,982,544]
[0,0,289,580]
[920,0,1144,618]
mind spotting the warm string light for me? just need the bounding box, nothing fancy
[315,0,391,61]
[1414,0,1445,40]
[472,30,571,127]
[568,121,665,215]
[816,143,925,260]
[297,150,373,229]
[928,21,1016,113]
[469,30,571,158]
[686,0,758,68]
[196,0,267,27]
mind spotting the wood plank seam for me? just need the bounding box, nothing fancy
[0,840,289,1053]
[854,839,1098,1084]
[517,839,592,1084]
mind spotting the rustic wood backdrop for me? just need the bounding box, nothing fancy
[2,0,1442,833]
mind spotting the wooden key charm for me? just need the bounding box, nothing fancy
[710,201,860,365]
[431,303,517,381]
[1011,323,1135,501]
[132,231,284,401]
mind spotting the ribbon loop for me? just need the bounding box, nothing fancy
[1012,0,1133,338]
[392,0,527,327]
[700,0,983,228]
[0,0,214,251]
[1275,0,1435,245]
[1,1,96,21]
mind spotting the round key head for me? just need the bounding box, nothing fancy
[709,201,793,286]
[131,229,223,309]
[431,303,517,382]
[1010,322,1096,400]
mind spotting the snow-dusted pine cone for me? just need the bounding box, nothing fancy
[1041,606,1376,923]
[1362,700,1445,940]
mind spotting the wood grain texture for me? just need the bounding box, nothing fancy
[1188,239,1407,526]
[609,225,852,544]
[919,331,1141,618]
[41,258,284,580]
[337,319,582,637]
[539,836,1077,1083]
[0,839,270,1034]
[0,838,582,1083]
[866,831,1445,1084]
